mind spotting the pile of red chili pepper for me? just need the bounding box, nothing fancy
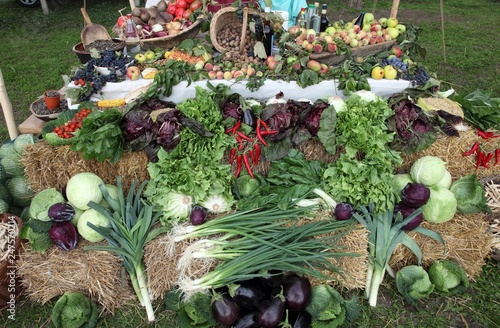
[462,128,500,169]
[225,118,277,178]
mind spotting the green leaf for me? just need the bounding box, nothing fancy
[317,105,337,154]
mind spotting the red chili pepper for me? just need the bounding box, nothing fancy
[476,151,485,169]
[495,149,500,166]
[235,155,243,177]
[483,152,494,168]
[237,131,253,142]
[259,130,278,136]
[477,128,495,140]
[253,143,261,165]
[248,149,255,163]
[259,119,270,131]
[225,126,235,134]
[229,147,236,164]
[233,121,241,135]
[235,135,244,150]
[242,153,254,178]
[462,141,480,156]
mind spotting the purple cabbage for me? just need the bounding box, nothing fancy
[401,182,431,208]
[396,203,424,231]
[48,203,75,222]
[334,202,353,221]
[123,110,155,141]
[49,221,78,251]
[156,109,183,151]
[301,101,329,136]
[221,100,242,121]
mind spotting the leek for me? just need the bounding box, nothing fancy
[171,205,358,298]
[352,204,445,307]
[84,177,169,322]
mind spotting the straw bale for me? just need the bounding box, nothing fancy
[389,213,493,280]
[17,240,135,313]
[144,231,216,301]
[399,128,500,179]
[21,142,149,193]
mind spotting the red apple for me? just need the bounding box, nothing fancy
[390,46,403,58]
[117,16,126,29]
[189,0,202,11]
[176,0,187,9]
[126,66,141,81]
[167,4,177,15]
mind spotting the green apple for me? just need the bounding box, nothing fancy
[396,24,406,33]
[325,26,336,36]
[378,17,388,28]
[386,17,399,28]
[363,12,375,25]
[387,27,399,39]
[134,53,146,64]
[144,50,155,61]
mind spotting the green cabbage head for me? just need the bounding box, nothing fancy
[449,173,491,214]
[410,156,447,187]
[427,259,469,295]
[396,265,434,305]
[51,291,98,328]
[421,185,457,223]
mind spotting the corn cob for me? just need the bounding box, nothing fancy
[97,98,126,108]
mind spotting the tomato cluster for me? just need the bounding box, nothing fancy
[53,108,92,139]
[73,78,86,86]
[167,0,202,20]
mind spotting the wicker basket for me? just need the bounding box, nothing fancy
[121,17,204,50]
[0,214,24,312]
[310,40,396,66]
[209,6,263,54]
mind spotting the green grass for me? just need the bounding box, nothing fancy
[0,0,499,326]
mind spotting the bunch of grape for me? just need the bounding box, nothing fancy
[94,50,132,76]
[236,3,245,23]
[403,68,431,86]
[383,56,408,74]
[253,14,263,40]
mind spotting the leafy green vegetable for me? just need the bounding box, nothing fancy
[427,259,469,295]
[164,289,218,327]
[24,226,54,253]
[454,90,500,131]
[317,103,337,154]
[323,93,402,212]
[70,109,124,163]
[145,87,234,226]
[395,265,434,305]
[449,173,491,214]
[51,291,98,328]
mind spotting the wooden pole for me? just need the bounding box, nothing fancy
[390,0,400,18]
[129,0,136,10]
[0,68,19,140]
[440,0,447,63]
[40,0,49,15]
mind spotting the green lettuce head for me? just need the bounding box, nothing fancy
[427,259,469,295]
[396,265,434,305]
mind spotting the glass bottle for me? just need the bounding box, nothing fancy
[319,4,329,32]
[263,7,274,57]
[305,3,315,29]
[296,7,307,29]
[125,14,138,38]
[354,12,365,27]
[310,2,321,33]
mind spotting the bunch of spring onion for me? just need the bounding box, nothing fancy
[85,177,169,322]
[169,205,358,298]
[352,204,445,307]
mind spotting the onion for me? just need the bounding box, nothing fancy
[189,205,208,226]
[334,202,353,220]
[154,31,168,37]
[48,202,75,222]
[49,221,79,251]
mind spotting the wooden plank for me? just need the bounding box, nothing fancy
[0,68,18,140]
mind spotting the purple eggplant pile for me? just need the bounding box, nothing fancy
[212,272,313,328]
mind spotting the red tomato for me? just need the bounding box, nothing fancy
[185,0,194,4]
[175,7,185,18]
[167,4,178,15]
[117,16,126,28]
[176,0,187,9]
[189,0,202,11]
[182,9,193,19]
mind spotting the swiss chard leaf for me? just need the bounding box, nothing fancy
[317,104,337,154]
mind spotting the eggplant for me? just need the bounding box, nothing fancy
[48,202,75,222]
[190,205,208,226]
[241,109,257,129]
[258,295,285,328]
[49,221,78,251]
[283,274,312,312]
[259,270,284,293]
[229,282,265,309]
[212,293,240,326]
[233,311,260,328]
[293,311,312,328]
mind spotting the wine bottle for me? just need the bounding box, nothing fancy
[319,4,329,32]
[263,7,274,57]
[354,12,365,27]
[305,3,315,29]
